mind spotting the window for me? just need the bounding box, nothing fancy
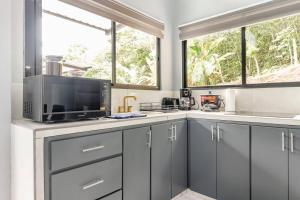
[26,0,161,90]
[183,13,300,88]
[42,0,112,79]
[116,25,158,87]
[246,15,300,84]
[186,28,242,87]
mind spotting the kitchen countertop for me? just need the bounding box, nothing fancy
[12,110,300,139]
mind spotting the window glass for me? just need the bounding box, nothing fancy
[116,24,158,86]
[186,28,242,87]
[246,15,300,84]
[42,0,112,79]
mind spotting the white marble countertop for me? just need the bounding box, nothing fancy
[12,110,300,139]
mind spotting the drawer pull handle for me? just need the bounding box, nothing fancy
[82,179,104,190]
[82,145,104,153]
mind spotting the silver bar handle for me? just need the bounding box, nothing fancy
[168,125,174,141]
[147,130,152,148]
[291,133,294,153]
[174,125,177,141]
[282,132,285,152]
[82,145,104,153]
[168,124,173,142]
[82,179,104,190]
[217,126,221,142]
[211,125,214,141]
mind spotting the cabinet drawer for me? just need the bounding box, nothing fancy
[50,131,122,171]
[101,191,122,200]
[51,156,122,200]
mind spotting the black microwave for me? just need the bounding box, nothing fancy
[23,75,111,122]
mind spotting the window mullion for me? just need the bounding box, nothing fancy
[156,38,161,89]
[182,40,187,88]
[241,27,247,86]
[112,21,116,86]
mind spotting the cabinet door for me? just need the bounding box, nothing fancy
[151,123,172,200]
[289,129,300,200]
[188,119,217,198]
[172,120,188,198]
[123,127,151,200]
[252,126,288,200]
[217,123,250,200]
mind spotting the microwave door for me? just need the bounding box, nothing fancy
[43,77,76,121]
[74,79,101,118]
[42,76,110,122]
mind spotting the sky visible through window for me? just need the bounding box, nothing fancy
[42,0,112,79]
[42,0,158,87]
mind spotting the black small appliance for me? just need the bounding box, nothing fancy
[179,88,195,110]
[162,98,179,108]
[23,75,111,122]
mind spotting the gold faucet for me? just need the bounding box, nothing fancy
[118,96,137,113]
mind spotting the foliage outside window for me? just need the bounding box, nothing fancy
[185,14,300,88]
[116,25,157,86]
[187,28,242,87]
[42,0,160,89]
[246,15,300,84]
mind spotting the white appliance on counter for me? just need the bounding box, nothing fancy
[225,89,236,113]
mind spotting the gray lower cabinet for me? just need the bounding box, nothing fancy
[251,126,289,200]
[151,123,173,200]
[50,131,122,171]
[123,127,151,200]
[171,120,188,198]
[217,123,250,200]
[46,118,300,200]
[188,119,217,198]
[51,156,122,200]
[188,120,250,200]
[123,120,187,200]
[289,129,300,200]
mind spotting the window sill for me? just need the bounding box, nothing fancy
[186,82,300,90]
[112,83,160,90]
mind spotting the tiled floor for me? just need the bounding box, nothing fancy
[172,190,215,200]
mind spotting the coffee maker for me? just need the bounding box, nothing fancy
[179,88,195,110]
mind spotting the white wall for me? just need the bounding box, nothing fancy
[11,0,24,120]
[0,0,12,199]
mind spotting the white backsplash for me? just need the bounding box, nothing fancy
[11,82,300,120]
[11,83,175,119]
[235,87,300,114]
[187,87,300,115]
[111,89,175,114]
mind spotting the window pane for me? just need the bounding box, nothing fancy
[42,0,112,80]
[186,28,242,87]
[246,14,300,84]
[116,25,157,86]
